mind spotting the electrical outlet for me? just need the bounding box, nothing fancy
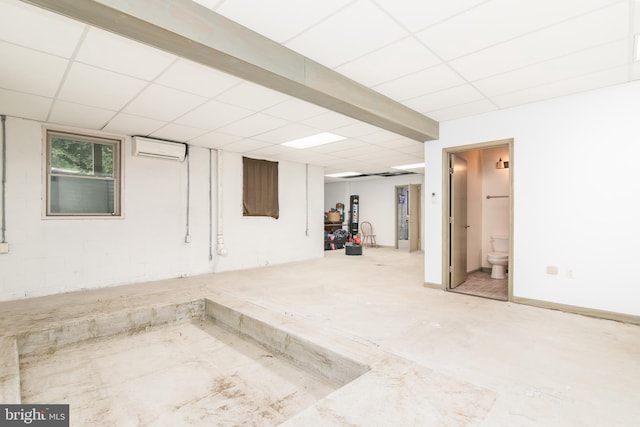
[0,242,9,254]
[185,235,192,243]
[567,268,575,279]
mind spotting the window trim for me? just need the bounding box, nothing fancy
[43,128,124,219]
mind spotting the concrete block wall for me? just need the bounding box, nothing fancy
[0,117,324,301]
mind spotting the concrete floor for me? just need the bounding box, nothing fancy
[20,320,339,426]
[2,247,640,426]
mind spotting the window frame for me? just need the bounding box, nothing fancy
[43,128,124,219]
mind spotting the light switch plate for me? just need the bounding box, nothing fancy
[0,242,9,254]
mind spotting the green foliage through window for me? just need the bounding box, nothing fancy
[46,130,121,216]
[51,138,114,177]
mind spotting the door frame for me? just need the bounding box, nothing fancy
[442,138,515,301]
[394,185,407,250]
[408,184,421,252]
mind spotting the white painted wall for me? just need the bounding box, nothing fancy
[0,118,323,301]
[425,81,640,316]
[481,146,510,269]
[324,181,349,214]
[325,174,424,248]
[214,152,324,272]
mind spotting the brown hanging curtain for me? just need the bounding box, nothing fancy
[243,156,279,219]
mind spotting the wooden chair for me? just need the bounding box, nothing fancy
[360,221,377,248]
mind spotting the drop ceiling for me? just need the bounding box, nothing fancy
[1,0,639,182]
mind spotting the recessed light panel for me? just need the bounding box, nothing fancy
[391,162,425,170]
[281,132,346,149]
[325,171,361,178]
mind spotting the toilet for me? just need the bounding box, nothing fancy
[487,236,509,279]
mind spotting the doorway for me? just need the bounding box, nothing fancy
[443,140,513,301]
[395,184,421,252]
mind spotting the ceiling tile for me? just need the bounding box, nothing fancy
[403,84,484,113]
[216,113,289,137]
[322,157,358,168]
[155,59,242,98]
[374,64,466,100]
[215,81,290,111]
[150,123,209,142]
[357,130,406,144]
[312,157,348,168]
[123,84,207,121]
[101,113,165,136]
[357,149,401,162]
[252,123,322,144]
[492,66,630,108]
[333,145,384,158]
[417,0,620,60]
[300,111,359,130]
[49,100,114,129]
[428,99,497,122]
[175,99,254,130]
[395,144,425,156]
[285,0,408,68]
[76,27,176,81]
[333,121,381,138]
[261,98,327,121]
[307,139,368,153]
[373,138,422,150]
[0,0,85,57]
[188,131,242,149]
[59,63,148,111]
[449,2,629,81]
[214,0,350,43]
[221,139,272,153]
[374,0,484,33]
[245,144,297,158]
[474,39,629,97]
[277,149,334,164]
[336,36,441,86]
[0,88,51,121]
[0,42,68,97]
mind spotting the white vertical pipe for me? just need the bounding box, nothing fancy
[305,163,309,236]
[208,149,213,260]
[216,149,227,256]
[1,115,6,244]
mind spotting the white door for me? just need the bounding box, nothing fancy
[450,154,468,288]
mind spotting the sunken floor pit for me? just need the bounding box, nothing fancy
[9,299,368,426]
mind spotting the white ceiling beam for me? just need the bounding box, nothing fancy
[20,0,439,141]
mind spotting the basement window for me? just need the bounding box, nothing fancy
[45,130,122,217]
[243,156,279,219]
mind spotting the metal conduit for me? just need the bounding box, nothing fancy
[216,149,227,256]
[1,115,6,244]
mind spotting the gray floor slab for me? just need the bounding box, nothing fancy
[2,247,640,426]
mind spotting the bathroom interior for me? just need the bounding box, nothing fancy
[451,145,510,301]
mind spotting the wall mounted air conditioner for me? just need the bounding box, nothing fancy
[132,136,187,161]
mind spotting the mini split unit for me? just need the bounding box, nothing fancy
[132,136,187,161]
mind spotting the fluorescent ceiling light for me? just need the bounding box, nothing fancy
[281,132,346,149]
[391,162,425,170]
[325,171,360,178]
